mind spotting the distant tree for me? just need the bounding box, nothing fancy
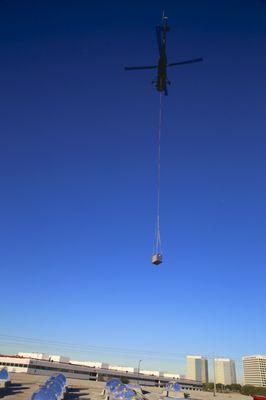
[216,383,223,390]
[241,385,258,396]
[225,384,242,392]
[241,385,266,396]
[203,383,214,391]
[246,386,266,396]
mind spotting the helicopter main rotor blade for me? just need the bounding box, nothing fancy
[124,65,157,71]
[168,58,203,67]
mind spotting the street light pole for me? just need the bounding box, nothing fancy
[213,358,216,397]
[137,359,142,386]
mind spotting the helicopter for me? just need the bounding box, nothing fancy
[125,14,203,95]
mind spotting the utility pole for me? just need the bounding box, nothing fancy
[137,359,142,386]
[213,358,216,397]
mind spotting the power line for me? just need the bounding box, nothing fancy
[0,334,245,362]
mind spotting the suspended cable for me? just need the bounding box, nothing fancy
[152,93,163,265]
[156,92,163,252]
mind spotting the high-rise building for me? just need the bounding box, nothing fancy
[243,355,266,387]
[186,355,209,383]
[214,358,237,385]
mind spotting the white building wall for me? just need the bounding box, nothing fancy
[109,365,136,373]
[214,358,237,385]
[70,360,103,368]
[163,373,181,379]
[0,356,30,373]
[17,352,49,361]
[140,370,160,377]
[186,356,208,383]
[243,355,266,387]
[1,356,98,381]
[49,355,70,363]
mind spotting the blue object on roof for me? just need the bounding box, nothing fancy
[56,373,66,386]
[47,381,62,397]
[31,388,56,400]
[172,382,182,392]
[122,389,138,398]
[166,381,182,392]
[114,384,127,394]
[113,388,141,400]
[44,376,55,386]
[31,391,46,400]
[106,378,122,392]
[0,368,9,381]
[31,374,66,400]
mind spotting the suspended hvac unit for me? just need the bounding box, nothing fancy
[151,253,163,265]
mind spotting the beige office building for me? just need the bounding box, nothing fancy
[187,356,208,383]
[214,358,237,385]
[243,355,266,387]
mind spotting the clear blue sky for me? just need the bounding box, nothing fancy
[0,0,266,374]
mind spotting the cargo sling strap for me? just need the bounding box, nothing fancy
[154,92,163,254]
